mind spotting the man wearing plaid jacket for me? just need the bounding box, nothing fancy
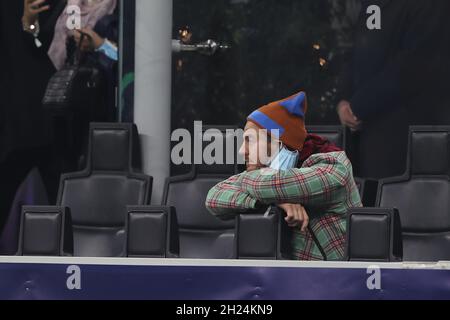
[206,92,362,261]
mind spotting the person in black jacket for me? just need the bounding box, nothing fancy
[0,0,118,233]
[336,0,450,179]
[0,0,61,232]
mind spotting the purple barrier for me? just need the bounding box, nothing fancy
[0,257,449,300]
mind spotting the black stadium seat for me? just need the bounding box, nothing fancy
[17,123,152,257]
[162,126,241,259]
[17,206,73,256]
[377,126,450,262]
[57,123,152,257]
[345,207,403,262]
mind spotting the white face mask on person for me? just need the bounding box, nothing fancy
[269,144,299,171]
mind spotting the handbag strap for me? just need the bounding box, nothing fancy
[74,33,87,66]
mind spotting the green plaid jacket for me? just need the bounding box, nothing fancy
[205,151,362,261]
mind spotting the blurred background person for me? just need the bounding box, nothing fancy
[0,0,57,234]
[336,0,450,179]
[23,0,118,156]
[0,0,117,235]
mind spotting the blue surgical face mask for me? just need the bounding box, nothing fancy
[269,144,299,171]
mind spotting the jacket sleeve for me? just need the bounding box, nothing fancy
[93,13,119,68]
[205,174,260,220]
[239,152,351,208]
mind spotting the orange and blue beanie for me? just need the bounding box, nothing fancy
[247,91,308,151]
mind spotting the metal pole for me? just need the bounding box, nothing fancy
[134,0,173,204]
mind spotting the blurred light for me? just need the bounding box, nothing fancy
[313,44,320,50]
[176,59,183,72]
[319,58,327,67]
[178,26,192,44]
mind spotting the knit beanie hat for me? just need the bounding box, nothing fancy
[247,91,308,151]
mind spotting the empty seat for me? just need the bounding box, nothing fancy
[57,123,152,257]
[377,126,450,262]
[163,126,240,259]
[19,123,152,257]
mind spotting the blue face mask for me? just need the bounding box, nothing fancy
[269,145,299,171]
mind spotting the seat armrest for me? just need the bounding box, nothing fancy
[234,206,291,260]
[17,206,73,256]
[345,207,402,262]
[126,206,179,258]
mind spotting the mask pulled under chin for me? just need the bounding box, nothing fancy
[268,145,299,171]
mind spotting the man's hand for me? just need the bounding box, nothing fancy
[74,28,105,52]
[278,203,309,232]
[23,0,50,26]
[337,100,362,132]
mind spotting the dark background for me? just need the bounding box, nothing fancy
[169,0,359,175]
[171,0,359,131]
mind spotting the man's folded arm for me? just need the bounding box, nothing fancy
[205,174,260,220]
[240,153,350,208]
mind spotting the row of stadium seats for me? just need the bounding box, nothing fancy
[348,126,450,262]
[15,123,450,262]
[16,123,361,259]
